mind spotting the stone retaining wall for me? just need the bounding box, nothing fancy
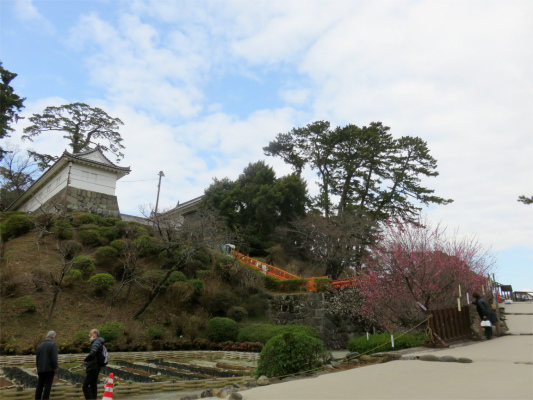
[35,187,121,218]
[269,293,363,349]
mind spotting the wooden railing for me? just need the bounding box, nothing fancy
[426,306,471,346]
[231,250,357,292]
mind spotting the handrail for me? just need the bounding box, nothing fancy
[230,250,357,291]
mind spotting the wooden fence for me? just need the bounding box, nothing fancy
[426,306,472,347]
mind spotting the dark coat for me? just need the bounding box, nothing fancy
[36,339,58,373]
[474,297,498,324]
[84,336,105,372]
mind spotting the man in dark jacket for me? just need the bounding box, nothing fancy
[472,292,498,339]
[82,329,105,400]
[35,331,58,399]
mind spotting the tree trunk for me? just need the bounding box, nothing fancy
[47,288,60,323]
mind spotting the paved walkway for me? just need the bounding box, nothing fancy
[204,302,533,400]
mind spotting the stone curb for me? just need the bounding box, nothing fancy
[400,354,473,363]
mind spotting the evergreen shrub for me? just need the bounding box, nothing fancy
[263,275,282,291]
[97,322,125,342]
[75,330,88,342]
[102,217,121,227]
[0,215,33,240]
[53,221,74,240]
[98,226,120,242]
[227,306,248,322]
[63,269,83,287]
[94,246,119,264]
[192,249,211,266]
[186,279,204,296]
[243,294,270,318]
[72,212,102,226]
[347,331,426,354]
[255,331,331,378]
[237,323,319,344]
[88,273,115,294]
[166,271,187,285]
[313,278,331,293]
[59,240,83,259]
[132,235,160,257]
[208,317,239,342]
[73,256,96,278]
[278,278,307,292]
[110,239,125,254]
[77,229,101,246]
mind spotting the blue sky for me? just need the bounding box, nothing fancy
[1,0,532,291]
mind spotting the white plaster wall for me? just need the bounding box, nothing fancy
[19,168,70,213]
[19,163,119,213]
[69,164,117,195]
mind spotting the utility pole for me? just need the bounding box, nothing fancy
[154,171,165,217]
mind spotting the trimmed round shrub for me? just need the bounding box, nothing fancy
[94,246,119,265]
[97,321,125,342]
[77,229,101,246]
[53,221,74,240]
[98,226,120,243]
[63,269,83,287]
[148,326,164,340]
[192,249,211,266]
[208,317,239,342]
[347,331,426,354]
[110,239,125,254]
[166,271,187,285]
[102,217,121,227]
[227,306,248,322]
[132,235,161,257]
[72,212,102,226]
[88,273,115,294]
[186,279,204,296]
[256,332,330,378]
[1,215,33,240]
[72,256,96,278]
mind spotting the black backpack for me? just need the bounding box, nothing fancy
[97,344,110,367]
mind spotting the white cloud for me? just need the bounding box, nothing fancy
[12,0,55,34]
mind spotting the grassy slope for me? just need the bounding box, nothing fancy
[1,232,211,348]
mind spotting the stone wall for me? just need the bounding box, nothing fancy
[269,293,363,349]
[34,187,121,218]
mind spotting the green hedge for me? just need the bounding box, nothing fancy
[237,323,320,344]
[88,273,115,293]
[347,331,426,354]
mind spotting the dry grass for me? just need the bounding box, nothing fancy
[0,233,202,348]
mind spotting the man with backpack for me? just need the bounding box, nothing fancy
[82,329,107,400]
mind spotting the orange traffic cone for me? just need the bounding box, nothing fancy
[102,373,114,399]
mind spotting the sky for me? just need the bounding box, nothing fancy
[1,0,532,291]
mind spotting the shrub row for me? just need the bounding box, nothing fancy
[0,339,263,355]
[347,331,426,354]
